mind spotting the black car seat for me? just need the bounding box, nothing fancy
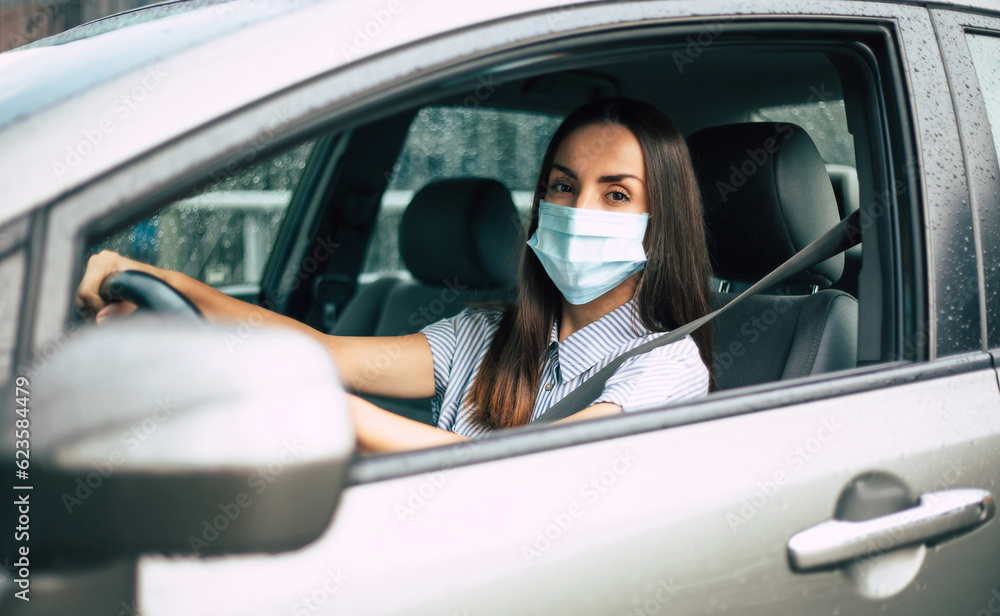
[331,177,523,423]
[686,122,858,390]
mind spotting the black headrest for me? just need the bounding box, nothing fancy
[688,122,844,288]
[399,178,521,288]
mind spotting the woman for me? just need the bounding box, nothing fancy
[77,98,714,452]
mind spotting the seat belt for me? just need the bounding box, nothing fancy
[533,210,862,424]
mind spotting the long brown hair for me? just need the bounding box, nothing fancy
[467,98,713,430]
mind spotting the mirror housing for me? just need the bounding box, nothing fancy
[4,316,354,565]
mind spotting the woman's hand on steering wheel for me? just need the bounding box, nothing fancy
[77,250,140,321]
[77,250,202,322]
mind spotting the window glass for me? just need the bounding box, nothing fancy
[966,32,1000,161]
[361,106,563,278]
[97,141,315,291]
[752,99,855,166]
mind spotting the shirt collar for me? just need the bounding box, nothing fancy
[549,299,652,381]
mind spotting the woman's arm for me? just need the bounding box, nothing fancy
[348,394,467,452]
[555,402,623,423]
[348,399,620,454]
[77,251,436,399]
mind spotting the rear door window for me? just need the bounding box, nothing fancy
[966,33,1000,162]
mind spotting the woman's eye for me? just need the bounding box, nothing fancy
[607,190,630,202]
[549,181,573,193]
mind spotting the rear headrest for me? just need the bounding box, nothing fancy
[399,178,521,288]
[687,122,844,288]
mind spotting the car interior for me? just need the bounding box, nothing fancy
[88,27,908,432]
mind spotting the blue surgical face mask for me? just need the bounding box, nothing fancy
[526,200,649,305]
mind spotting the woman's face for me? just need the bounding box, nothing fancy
[543,122,648,216]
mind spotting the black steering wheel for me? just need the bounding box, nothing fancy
[101,270,203,318]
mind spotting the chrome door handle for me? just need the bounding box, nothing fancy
[787,488,995,571]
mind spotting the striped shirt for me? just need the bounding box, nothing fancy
[421,299,709,438]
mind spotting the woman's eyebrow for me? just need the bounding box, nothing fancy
[598,173,643,184]
[552,164,643,184]
[551,163,577,179]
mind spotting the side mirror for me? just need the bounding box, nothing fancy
[3,316,354,566]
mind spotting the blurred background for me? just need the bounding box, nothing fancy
[0,0,155,52]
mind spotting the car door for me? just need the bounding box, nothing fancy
[6,1,1000,614]
[121,3,999,616]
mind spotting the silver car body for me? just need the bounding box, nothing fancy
[2,0,1000,614]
